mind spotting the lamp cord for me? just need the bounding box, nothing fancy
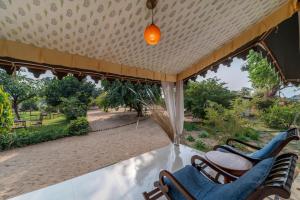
[151,8,154,24]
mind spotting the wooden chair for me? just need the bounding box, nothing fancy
[30,114,43,126]
[143,153,298,200]
[13,119,27,129]
[213,128,299,164]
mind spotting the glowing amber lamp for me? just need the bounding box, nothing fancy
[144,23,161,45]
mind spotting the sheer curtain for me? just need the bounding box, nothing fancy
[161,80,184,145]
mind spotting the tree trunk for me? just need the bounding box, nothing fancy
[135,104,143,117]
[13,101,20,120]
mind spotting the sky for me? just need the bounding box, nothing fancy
[196,57,300,98]
[15,57,300,98]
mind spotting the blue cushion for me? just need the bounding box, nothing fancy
[164,165,215,200]
[164,158,274,200]
[248,131,287,159]
[204,158,274,200]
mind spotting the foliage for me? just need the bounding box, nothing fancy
[243,50,281,97]
[43,76,97,107]
[203,101,259,142]
[100,80,161,116]
[20,98,39,111]
[194,138,207,151]
[95,92,109,112]
[239,87,252,96]
[261,103,300,129]
[185,135,195,142]
[0,120,68,150]
[0,86,13,134]
[185,78,236,118]
[68,117,90,136]
[198,130,209,138]
[253,97,276,111]
[0,71,39,119]
[60,97,88,120]
[184,122,200,131]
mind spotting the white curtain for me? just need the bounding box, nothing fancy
[162,80,184,145]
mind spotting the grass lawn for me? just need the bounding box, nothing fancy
[14,115,67,133]
[16,111,41,121]
[14,111,63,127]
[1,115,69,151]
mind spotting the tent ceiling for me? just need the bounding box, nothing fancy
[0,0,287,77]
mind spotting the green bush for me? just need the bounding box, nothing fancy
[254,98,275,111]
[20,98,38,111]
[198,130,209,138]
[0,86,13,134]
[194,139,207,151]
[261,103,300,130]
[235,128,259,141]
[0,123,68,150]
[184,78,236,118]
[68,117,90,136]
[95,92,109,112]
[185,135,195,142]
[184,122,200,131]
[60,97,87,120]
[203,101,254,142]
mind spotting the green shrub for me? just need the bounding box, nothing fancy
[244,128,260,141]
[203,101,255,142]
[60,97,87,120]
[261,103,300,130]
[68,117,90,136]
[254,98,275,111]
[194,139,207,151]
[184,78,236,118]
[0,86,13,134]
[184,122,200,131]
[0,122,68,150]
[185,135,195,142]
[198,130,209,138]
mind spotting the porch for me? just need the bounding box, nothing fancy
[9,144,203,200]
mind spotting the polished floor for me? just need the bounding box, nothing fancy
[10,144,203,200]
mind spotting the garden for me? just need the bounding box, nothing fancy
[0,72,97,151]
[182,50,300,163]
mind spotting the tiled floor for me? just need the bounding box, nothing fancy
[10,144,203,200]
[9,143,300,200]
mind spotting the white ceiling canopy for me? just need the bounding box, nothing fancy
[0,0,286,76]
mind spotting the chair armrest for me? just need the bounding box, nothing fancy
[158,170,196,200]
[226,138,261,150]
[191,155,238,183]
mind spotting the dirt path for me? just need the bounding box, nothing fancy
[0,110,170,200]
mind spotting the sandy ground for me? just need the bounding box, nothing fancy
[0,110,170,200]
[88,109,147,131]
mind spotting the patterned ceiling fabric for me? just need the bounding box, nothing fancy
[0,0,286,75]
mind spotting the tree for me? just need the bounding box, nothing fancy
[43,76,97,119]
[100,80,161,116]
[243,50,281,97]
[184,78,236,118]
[43,76,97,107]
[60,97,88,120]
[0,71,38,119]
[0,86,13,134]
[21,98,39,112]
[240,87,252,97]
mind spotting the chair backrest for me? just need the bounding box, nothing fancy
[247,153,298,200]
[250,128,299,160]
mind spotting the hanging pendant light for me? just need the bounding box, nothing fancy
[144,0,160,45]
